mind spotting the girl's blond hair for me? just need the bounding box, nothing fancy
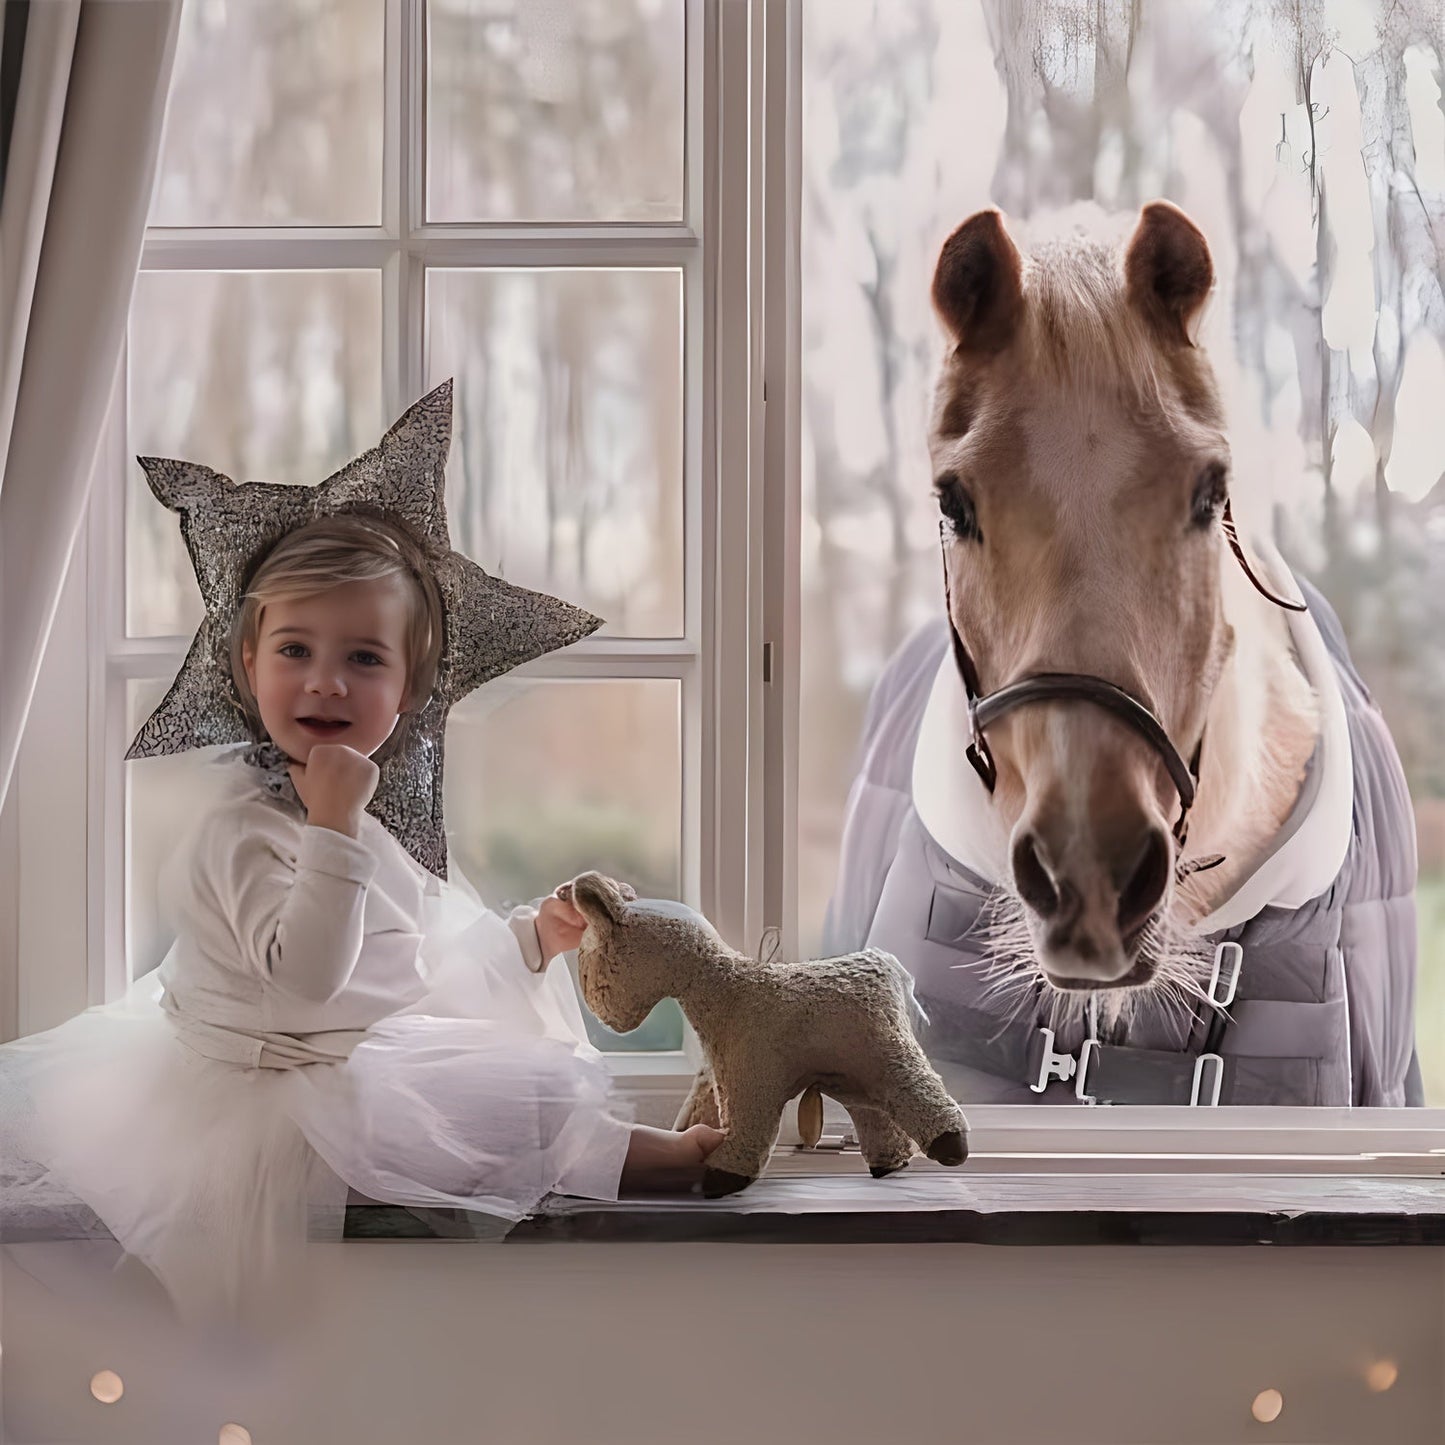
[229,512,445,762]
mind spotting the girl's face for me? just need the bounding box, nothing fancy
[242,576,415,763]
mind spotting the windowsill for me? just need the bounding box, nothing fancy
[334,1149,1445,1247]
[12,1149,1445,1247]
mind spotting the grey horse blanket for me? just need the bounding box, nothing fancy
[824,577,1422,1107]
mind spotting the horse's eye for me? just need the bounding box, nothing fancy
[935,473,981,542]
[1191,462,1228,529]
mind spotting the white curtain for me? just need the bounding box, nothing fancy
[0,0,181,809]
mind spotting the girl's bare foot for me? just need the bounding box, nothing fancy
[620,1123,726,1193]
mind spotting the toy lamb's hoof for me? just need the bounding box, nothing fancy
[701,1168,754,1198]
[869,1161,910,1179]
[925,1128,968,1166]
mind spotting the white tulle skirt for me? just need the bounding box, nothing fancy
[1,882,633,1324]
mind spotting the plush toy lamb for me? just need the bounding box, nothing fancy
[555,872,969,1197]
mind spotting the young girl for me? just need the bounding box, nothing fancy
[8,514,721,1322]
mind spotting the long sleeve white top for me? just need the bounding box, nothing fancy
[155,766,550,1069]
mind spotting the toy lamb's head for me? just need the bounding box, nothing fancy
[563,871,728,1033]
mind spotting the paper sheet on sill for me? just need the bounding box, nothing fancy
[541,1171,1445,1217]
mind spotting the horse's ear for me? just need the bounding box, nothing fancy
[931,209,1024,355]
[1125,201,1214,346]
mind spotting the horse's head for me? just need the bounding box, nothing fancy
[929,201,1233,990]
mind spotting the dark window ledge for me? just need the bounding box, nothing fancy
[12,1168,1445,1246]
[344,1171,1445,1247]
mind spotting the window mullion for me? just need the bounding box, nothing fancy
[412,234,700,267]
[684,0,708,935]
[694,0,721,956]
[398,0,424,407]
[140,234,398,270]
[382,250,405,421]
[381,0,404,410]
[382,0,402,240]
[760,0,802,957]
[492,652,700,685]
[109,636,699,675]
[141,233,700,268]
[705,0,764,956]
[404,0,425,242]
[105,643,190,677]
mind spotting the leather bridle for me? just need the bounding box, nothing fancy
[940,498,1308,853]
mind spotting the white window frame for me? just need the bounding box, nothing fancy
[75,0,763,1092]
[751,0,1445,1166]
[13,0,1445,1167]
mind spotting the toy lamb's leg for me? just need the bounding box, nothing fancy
[847,1104,915,1178]
[674,1065,721,1131]
[874,1045,969,1167]
[700,1072,786,1198]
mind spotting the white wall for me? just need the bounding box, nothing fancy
[4,1240,1442,1444]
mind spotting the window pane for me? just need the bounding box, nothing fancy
[445,677,684,1051]
[800,1,1445,1102]
[426,0,685,222]
[149,0,384,226]
[427,268,684,637]
[127,269,384,638]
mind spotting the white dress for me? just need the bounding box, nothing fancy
[1,748,633,1322]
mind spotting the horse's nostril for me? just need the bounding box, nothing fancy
[1012,832,1059,920]
[1117,828,1172,938]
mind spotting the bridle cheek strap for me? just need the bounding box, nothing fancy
[1222,499,1308,615]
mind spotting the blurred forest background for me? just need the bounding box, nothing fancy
[797,0,1445,1101]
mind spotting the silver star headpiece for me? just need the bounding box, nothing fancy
[126,379,602,877]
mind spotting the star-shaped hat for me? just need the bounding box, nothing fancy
[126,379,601,877]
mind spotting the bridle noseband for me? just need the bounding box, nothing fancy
[941,498,1307,853]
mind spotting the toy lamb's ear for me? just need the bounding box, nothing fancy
[568,872,632,927]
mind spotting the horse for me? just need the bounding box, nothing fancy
[824,202,1421,1106]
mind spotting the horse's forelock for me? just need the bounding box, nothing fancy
[1021,241,1175,406]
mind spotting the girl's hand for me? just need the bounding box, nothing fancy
[289,744,379,839]
[535,893,587,963]
[539,877,637,963]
